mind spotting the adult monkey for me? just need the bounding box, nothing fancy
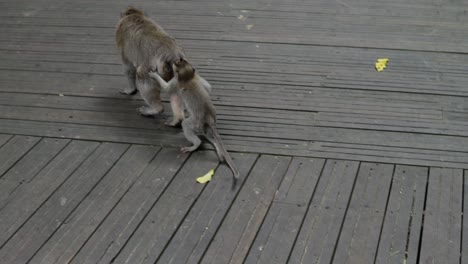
[115,6,185,126]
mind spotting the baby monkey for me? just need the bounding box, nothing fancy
[147,59,240,184]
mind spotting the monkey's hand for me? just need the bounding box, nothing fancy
[138,106,164,116]
[165,119,182,127]
[181,146,198,153]
[148,71,169,89]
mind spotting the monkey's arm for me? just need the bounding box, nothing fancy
[199,77,212,92]
[148,71,175,91]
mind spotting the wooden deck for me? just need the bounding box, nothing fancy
[0,0,467,263]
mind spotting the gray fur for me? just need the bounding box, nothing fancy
[115,6,186,126]
[149,62,240,187]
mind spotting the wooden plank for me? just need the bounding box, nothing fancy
[0,140,99,247]
[0,2,463,23]
[220,14,468,54]
[0,104,172,130]
[0,138,69,207]
[0,94,460,140]
[155,152,259,264]
[333,162,394,263]
[221,32,468,58]
[419,168,463,264]
[0,135,40,177]
[6,105,467,166]
[1,35,466,70]
[107,150,220,264]
[0,93,320,129]
[244,157,325,264]
[0,50,465,121]
[463,170,468,264]
[1,90,464,140]
[2,38,468,97]
[0,134,12,148]
[2,1,468,53]
[0,44,461,92]
[2,118,468,170]
[48,148,188,264]
[200,155,292,264]
[1,57,467,98]
[288,160,360,263]
[0,79,460,132]
[0,89,447,120]
[21,144,158,264]
[0,118,306,153]
[0,119,185,147]
[1,0,462,16]
[375,165,428,264]
[0,92,463,150]
[0,142,128,264]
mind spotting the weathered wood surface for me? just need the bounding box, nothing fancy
[375,165,427,264]
[0,0,467,169]
[288,160,360,263]
[0,137,464,263]
[1,0,467,263]
[419,168,463,264]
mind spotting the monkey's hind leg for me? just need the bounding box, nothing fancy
[136,69,164,116]
[180,118,202,153]
[120,62,138,95]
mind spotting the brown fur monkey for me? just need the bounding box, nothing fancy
[148,59,240,185]
[115,6,185,126]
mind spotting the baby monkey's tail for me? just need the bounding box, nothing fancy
[206,124,240,188]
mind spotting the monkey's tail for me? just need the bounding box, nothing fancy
[206,124,240,188]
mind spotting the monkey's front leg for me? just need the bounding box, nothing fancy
[180,118,201,153]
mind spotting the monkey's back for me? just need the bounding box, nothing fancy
[182,78,217,127]
[115,14,185,68]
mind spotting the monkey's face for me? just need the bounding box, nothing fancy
[173,59,195,82]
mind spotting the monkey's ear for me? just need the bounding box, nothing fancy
[123,6,144,17]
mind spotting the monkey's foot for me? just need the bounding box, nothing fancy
[119,88,138,95]
[165,119,183,127]
[137,106,164,117]
[180,146,197,153]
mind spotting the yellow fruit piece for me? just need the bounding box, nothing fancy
[375,58,389,72]
[196,169,215,184]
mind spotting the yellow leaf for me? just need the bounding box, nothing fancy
[196,169,215,184]
[375,58,389,72]
[377,58,389,63]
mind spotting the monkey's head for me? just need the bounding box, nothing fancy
[121,6,145,18]
[173,58,195,82]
